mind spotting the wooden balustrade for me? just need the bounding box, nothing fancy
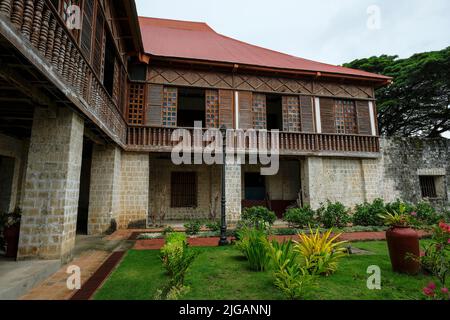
[126,126,381,155]
[0,0,126,143]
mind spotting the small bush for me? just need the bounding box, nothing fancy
[273,266,315,300]
[385,199,415,215]
[242,206,277,229]
[414,201,440,225]
[163,226,175,235]
[283,206,316,228]
[268,239,299,270]
[352,198,386,226]
[184,220,202,235]
[205,221,220,232]
[316,201,350,228]
[235,227,271,271]
[294,228,348,276]
[165,232,187,245]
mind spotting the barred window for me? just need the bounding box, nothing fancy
[420,176,437,198]
[171,172,198,208]
[335,100,357,134]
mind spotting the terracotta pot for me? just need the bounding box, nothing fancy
[386,227,420,275]
[3,224,20,259]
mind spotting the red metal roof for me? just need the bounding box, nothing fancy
[139,17,391,82]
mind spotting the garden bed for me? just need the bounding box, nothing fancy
[94,240,435,300]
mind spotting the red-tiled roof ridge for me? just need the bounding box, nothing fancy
[139,16,391,82]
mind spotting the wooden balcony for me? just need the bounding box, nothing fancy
[0,0,127,145]
[125,126,381,157]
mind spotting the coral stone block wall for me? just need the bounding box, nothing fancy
[118,152,149,229]
[18,107,84,262]
[225,162,242,222]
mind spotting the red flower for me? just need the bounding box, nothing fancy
[423,287,435,297]
[427,282,436,290]
[442,288,449,295]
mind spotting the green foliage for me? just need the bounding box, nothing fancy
[205,221,220,232]
[414,201,440,225]
[283,206,316,228]
[379,202,415,228]
[294,228,348,276]
[241,206,277,229]
[235,227,271,272]
[385,199,415,215]
[344,47,450,138]
[316,201,351,228]
[273,265,315,300]
[160,233,197,286]
[352,199,386,226]
[268,240,299,271]
[184,220,202,235]
[154,284,191,300]
[162,226,175,235]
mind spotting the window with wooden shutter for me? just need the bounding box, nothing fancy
[320,98,336,134]
[162,87,178,127]
[239,92,253,130]
[146,85,163,127]
[127,83,145,125]
[80,0,94,59]
[171,172,198,208]
[282,96,301,132]
[356,101,372,135]
[300,96,314,133]
[219,90,233,129]
[206,90,220,128]
[92,9,105,79]
[253,94,267,130]
[335,100,357,134]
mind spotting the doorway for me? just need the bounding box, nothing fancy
[0,156,15,213]
[244,172,266,201]
[76,139,93,235]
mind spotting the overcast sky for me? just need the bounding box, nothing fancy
[136,0,450,66]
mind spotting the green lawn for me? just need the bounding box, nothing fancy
[94,241,435,300]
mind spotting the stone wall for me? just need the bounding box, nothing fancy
[118,152,149,229]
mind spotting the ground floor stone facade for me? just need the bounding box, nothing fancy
[0,106,448,261]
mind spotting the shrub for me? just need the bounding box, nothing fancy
[294,228,348,276]
[273,265,315,300]
[414,201,440,225]
[316,201,350,228]
[268,239,299,271]
[352,198,386,226]
[283,206,316,228]
[184,220,202,235]
[235,227,271,271]
[163,226,175,235]
[241,206,277,229]
[205,221,220,232]
[160,232,197,286]
[154,284,191,300]
[385,199,414,215]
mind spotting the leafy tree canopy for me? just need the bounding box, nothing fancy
[344,47,450,138]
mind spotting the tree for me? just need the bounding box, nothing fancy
[344,47,450,138]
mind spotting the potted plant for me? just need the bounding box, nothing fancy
[0,208,22,259]
[379,203,420,275]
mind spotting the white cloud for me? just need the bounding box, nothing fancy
[135,0,450,65]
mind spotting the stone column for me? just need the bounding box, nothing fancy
[18,107,84,262]
[225,162,241,222]
[87,145,121,235]
[302,157,324,210]
[118,152,149,229]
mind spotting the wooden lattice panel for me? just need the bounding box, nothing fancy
[127,83,146,125]
[252,93,267,129]
[205,90,219,128]
[162,87,178,127]
[335,100,357,134]
[282,96,301,132]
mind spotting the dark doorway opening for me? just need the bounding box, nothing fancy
[267,95,283,131]
[177,88,206,128]
[245,172,266,201]
[0,156,15,213]
[77,139,93,235]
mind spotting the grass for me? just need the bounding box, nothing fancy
[94,240,436,300]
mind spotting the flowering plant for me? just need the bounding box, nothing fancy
[378,203,419,228]
[420,221,450,299]
[423,282,449,300]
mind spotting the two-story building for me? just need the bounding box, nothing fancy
[1,1,448,263]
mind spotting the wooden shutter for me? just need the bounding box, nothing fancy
[252,93,267,130]
[239,91,253,130]
[205,90,220,128]
[92,8,105,79]
[162,87,177,127]
[282,96,301,132]
[299,96,314,132]
[356,100,371,135]
[219,90,233,129]
[320,98,336,133]
[146,84,163,127]
[80,0,94,59]
[127,83,145,125]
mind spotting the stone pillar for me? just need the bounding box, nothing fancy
[302,157,324,210]
[87,145,121,235]
[225,162,241,222]
[18,107,84,262]
[118,152,149,229]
